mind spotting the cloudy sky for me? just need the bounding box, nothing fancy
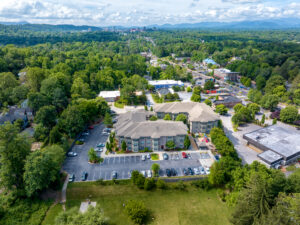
[0,0,299,26]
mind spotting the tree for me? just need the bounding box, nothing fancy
[35,105,57,129]
[151,163,160,176]
[26,67,46,92]
[186,86,192,92]
[233,103,243,113]
[166,140,176,150]
[255,75,266,90]
[280,106,298,123]
[125,200,148,225]
[0,122,30,190]
[261,114,265,124]
[184,135,191,149]
[215,104,228,115]
[175,114,187,124]
[232,107,253,125]
[71,77,94,99]
[23,145,64,197]
[204,99,212,106]
[191,93,201,102]
[55,205,109,225]
[28,92,49,113]
[49,126,62,144]
[121,140,127,151]
[163,114,172,120]
[204,80,215,90]
[247,103,260,114]
[149,115,157,121]
[260,94,279,111]
[265,75,285,94]
[231,173,273,225]
[88,148,99,163]
[104,112,113,127]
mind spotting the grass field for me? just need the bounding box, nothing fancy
[41,181,232,225]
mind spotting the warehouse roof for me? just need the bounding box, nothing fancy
[243,125,300,159]
[154,102,219,123]
[258,150,283,165]
[149,80,184,86]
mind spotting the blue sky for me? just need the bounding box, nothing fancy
[0,0,299,26]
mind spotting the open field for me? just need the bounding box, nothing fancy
[43,181,232,225]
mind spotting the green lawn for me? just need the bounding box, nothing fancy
[151,153,159,160]
[41,181,233,225]
[42,204,64,225]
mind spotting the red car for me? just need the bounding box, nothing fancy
[182,152,187,158]
[88,125,94,130]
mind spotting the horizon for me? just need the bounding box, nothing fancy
[0,0,299,27]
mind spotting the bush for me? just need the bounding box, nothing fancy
[215,104,228,115]
[144,178,156,190]
[156,179,167,189]
[191,178,212,190]
[151,163,160,176]
[75,140,84,145]
[204,99,212,106]
[149,115,158,121]
[135,174,146,189]
[186,86,192,92]
[280,106,299,124]
[174,180,186,190]
[125,200,148,225]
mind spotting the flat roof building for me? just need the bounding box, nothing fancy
[214,68,239,82]
[98,90,120,102]
[212,95,242,108]
[149,80,184,89]
[243,125,300,167]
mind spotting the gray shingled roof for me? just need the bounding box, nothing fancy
[153,102,219,122]
[115,110,188,139]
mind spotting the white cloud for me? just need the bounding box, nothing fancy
[0,0,298,26]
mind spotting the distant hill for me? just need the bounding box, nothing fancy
[0,23,102,32]
[148,18,300,30]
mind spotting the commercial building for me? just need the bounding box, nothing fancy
[154,102,220,134]
[243,125,300,167]
[212,95,242,108]
[214,68,239,82]
[149,80,184,89]
[98,91,120,102]
[115,111,188,152]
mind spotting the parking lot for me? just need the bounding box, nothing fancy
[63,123,206,181]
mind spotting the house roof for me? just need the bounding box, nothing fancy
[154,102,219,123]
[213,95,242,105]
[203,58,217,65]
[0,106,27,124]
[115,110,187,139]
[98,90,120,98]
[157,88,170,96]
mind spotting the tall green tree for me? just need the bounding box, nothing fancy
[0,122,30,190]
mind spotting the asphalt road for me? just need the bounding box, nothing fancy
[62,123,204,182]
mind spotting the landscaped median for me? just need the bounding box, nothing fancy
[150,153,159,160]
[43,180,232,225]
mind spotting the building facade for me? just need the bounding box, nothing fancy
[214,68,239,82]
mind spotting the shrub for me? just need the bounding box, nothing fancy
[125,200,148,225]
[151,163,160,176]
[191,178,212,190]
[75,140,84,145]
[149,115,158,121]
[280,106,299,124]
[156,179,167,189]
[174,180,186,190]
[144,178,156,190]
[204,99,212,106]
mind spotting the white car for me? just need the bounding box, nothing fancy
[141,155,146,161]
[67,152,77,157]
[147,170,152,178]
[141,170,146,177]
[147,153,151,159]
[205,167,210,175]
[193,168,200,175]
[95,147,103,152]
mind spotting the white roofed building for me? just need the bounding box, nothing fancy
[98,90,120,102]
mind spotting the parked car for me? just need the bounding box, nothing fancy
[67,152,77,157]
[113,119,117,124]
[88,125,94,129]
[199,166,205,175]
[188,167,194,175]
[183,168,188,176]
[82,131,90,136]
[182,152,187,158]
[103,128,111,133]
[81,172,88,181]
[141,170,146,177]
[163,153,169,160]
[112,171,117,179]
[68,174,75,182]
[95,147,103,152]
[97,143,105,148]
[102,131,109,135]
[147,170,152,178]
[165,169,171,177]
[147,153,151,159]
[205,167,210,175]
[141,155,146,161]
[193,168,200,175]
[78,138,85,142]
[187,153,191,159]
[170,168,177,176]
